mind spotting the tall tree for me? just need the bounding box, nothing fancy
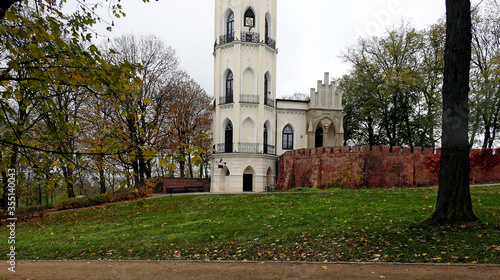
[162,76,213,178]
[340,22,442,148]
[469,0,500,148]
[428,0,477,224]
[101,34,182,188]
[0,2,138,206]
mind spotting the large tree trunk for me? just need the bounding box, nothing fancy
[99,159,106,194]
[429,0,477,224]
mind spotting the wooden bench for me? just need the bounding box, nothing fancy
[166,186,206,195]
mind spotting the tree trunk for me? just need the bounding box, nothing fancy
[429,0,477,224]
[62,165,75,198]
[0,151,7,210]
[99,162,106,194]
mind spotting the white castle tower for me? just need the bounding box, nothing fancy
[211,0,279,192]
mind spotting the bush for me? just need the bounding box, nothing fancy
[88,193,112,204]
[0,205,48,222]
[54,193,111,210]
[289,187,323,192]
[112,187,152,202]
[316,178,343,190]
[16,205,48,220]
[112,188,135,202]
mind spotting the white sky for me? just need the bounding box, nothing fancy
[76,0,482,98]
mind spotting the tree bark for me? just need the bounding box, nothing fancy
[429,0,477,224]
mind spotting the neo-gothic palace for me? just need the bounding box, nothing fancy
[210,0,344,192]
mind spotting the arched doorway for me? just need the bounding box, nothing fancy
[266,167,274,191]
[315,127,323,148]
[220,166,230,192]
[243,166,254,192]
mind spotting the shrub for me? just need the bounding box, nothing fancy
[470,148,500,172]
[112,187,152,202]
[316,178,343,190]
[88,193,111,204]
[289,187,323,192]
[0,205,48,224]
[16,205,48,220]
[54,193,112,210]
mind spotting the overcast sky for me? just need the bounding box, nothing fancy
[80,0,482,98]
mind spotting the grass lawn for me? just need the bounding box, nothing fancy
[2,185,499,263]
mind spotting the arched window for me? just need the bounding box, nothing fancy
[263,124,269,154]
[282,125,294,150]
[264,73,273,106]
[315,127,323,148]
[225,121,233,153]
[244,9,255,27]
[265,17,269,39]
[225,71,234,103]
[264,75,269,95]
[227,11,235,41]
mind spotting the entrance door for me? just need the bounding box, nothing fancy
[243,174,253,192]
[315,127,323,148]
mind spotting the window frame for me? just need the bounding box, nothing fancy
[282,125,294,150]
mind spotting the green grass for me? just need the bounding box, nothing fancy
[2,185,499,263]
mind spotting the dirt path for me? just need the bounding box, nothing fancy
[1,260,499,280]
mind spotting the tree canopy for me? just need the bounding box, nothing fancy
[340,2,500,149]
[0,0,211,209]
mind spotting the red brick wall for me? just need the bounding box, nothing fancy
[277,146,500,190]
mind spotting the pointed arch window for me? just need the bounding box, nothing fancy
[264,75,269,96]
[265,17,269,38]
[283,125,294,150]
[225,71,234,103]
[226,11,235,42]
[225,121,233,153]
[263,124,269,154]
[265,15,276,49]
[244,9,255,27]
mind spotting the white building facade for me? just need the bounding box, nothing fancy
[211,0,344,193]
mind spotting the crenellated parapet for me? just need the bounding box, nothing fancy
[277,146,500,190]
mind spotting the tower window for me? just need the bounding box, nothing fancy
[225,71,234,103]
[264,124,269,154]
[283,125,294,150]
[225,121,233,153]
[244,9,255,27]
[227,11,235,39]
[264,75,269,95]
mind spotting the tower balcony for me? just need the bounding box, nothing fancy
[219,32,235,45]
[265,37,276,49]
[240,94,259,104]
[239,142,259,153]
[264,97,275,107]
[241,31,260,43]
[215,32,277,50]
[219,95,234,105]
[216,143,275,155]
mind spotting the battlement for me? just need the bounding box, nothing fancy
[277,146,499,190]
[309,72,343,110]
